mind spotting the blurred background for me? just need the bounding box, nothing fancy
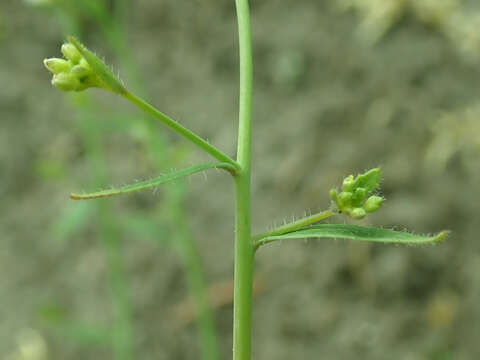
[2,0,480,359]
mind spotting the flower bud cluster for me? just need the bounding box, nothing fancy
[43,43,105,92]
[330,168,384,219]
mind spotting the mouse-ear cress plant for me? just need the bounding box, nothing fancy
[44,1,448,359]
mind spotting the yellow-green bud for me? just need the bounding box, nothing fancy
[352,187,367,205]
[67,36,126,94]
[338,191,352,207]
[331,168,385,219]
[350,207,366,219]
[78,58,92,70]
[342,175,355,191]
[330,189,338,202]
[43,58,71,74]
[61,43,82,63]
[52,73,80,91]
[364,195,384,213]
[70,64,91,78]
[44,37,127,94]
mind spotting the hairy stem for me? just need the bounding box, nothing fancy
[123,91,240,172]
[253,210,336,249]
[233,1,254,360]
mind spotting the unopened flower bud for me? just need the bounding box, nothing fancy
[61,43,82,63]
[70,64,91,78]
[350,207,366,220]
[52,73,80,91]
[330,189,338,203]
[364,195,384,213]
[45,37,127,94]
[342,175,355,191]
[43,58,70,74]
[352,187,367,204]
[338,191,352,207]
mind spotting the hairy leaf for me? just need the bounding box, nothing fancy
[70,162,235,200]
[255,224,448,248]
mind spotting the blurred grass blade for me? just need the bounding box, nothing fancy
[60,323,112,345]
[70,162,235,200]
[38,304,111,345]
[50,201,94,241]
[119,212,170,245]
[255,224,449,248]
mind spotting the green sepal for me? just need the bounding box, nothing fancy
[352,168,382,193]
[67,36,126,95]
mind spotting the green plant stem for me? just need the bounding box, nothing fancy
[122,91,240,172]
[253,209,337,249]
[233,1,254,360]
[233,177,254,360]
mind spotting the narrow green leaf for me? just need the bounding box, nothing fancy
[255,224,448,248]
[70,162,235,200]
